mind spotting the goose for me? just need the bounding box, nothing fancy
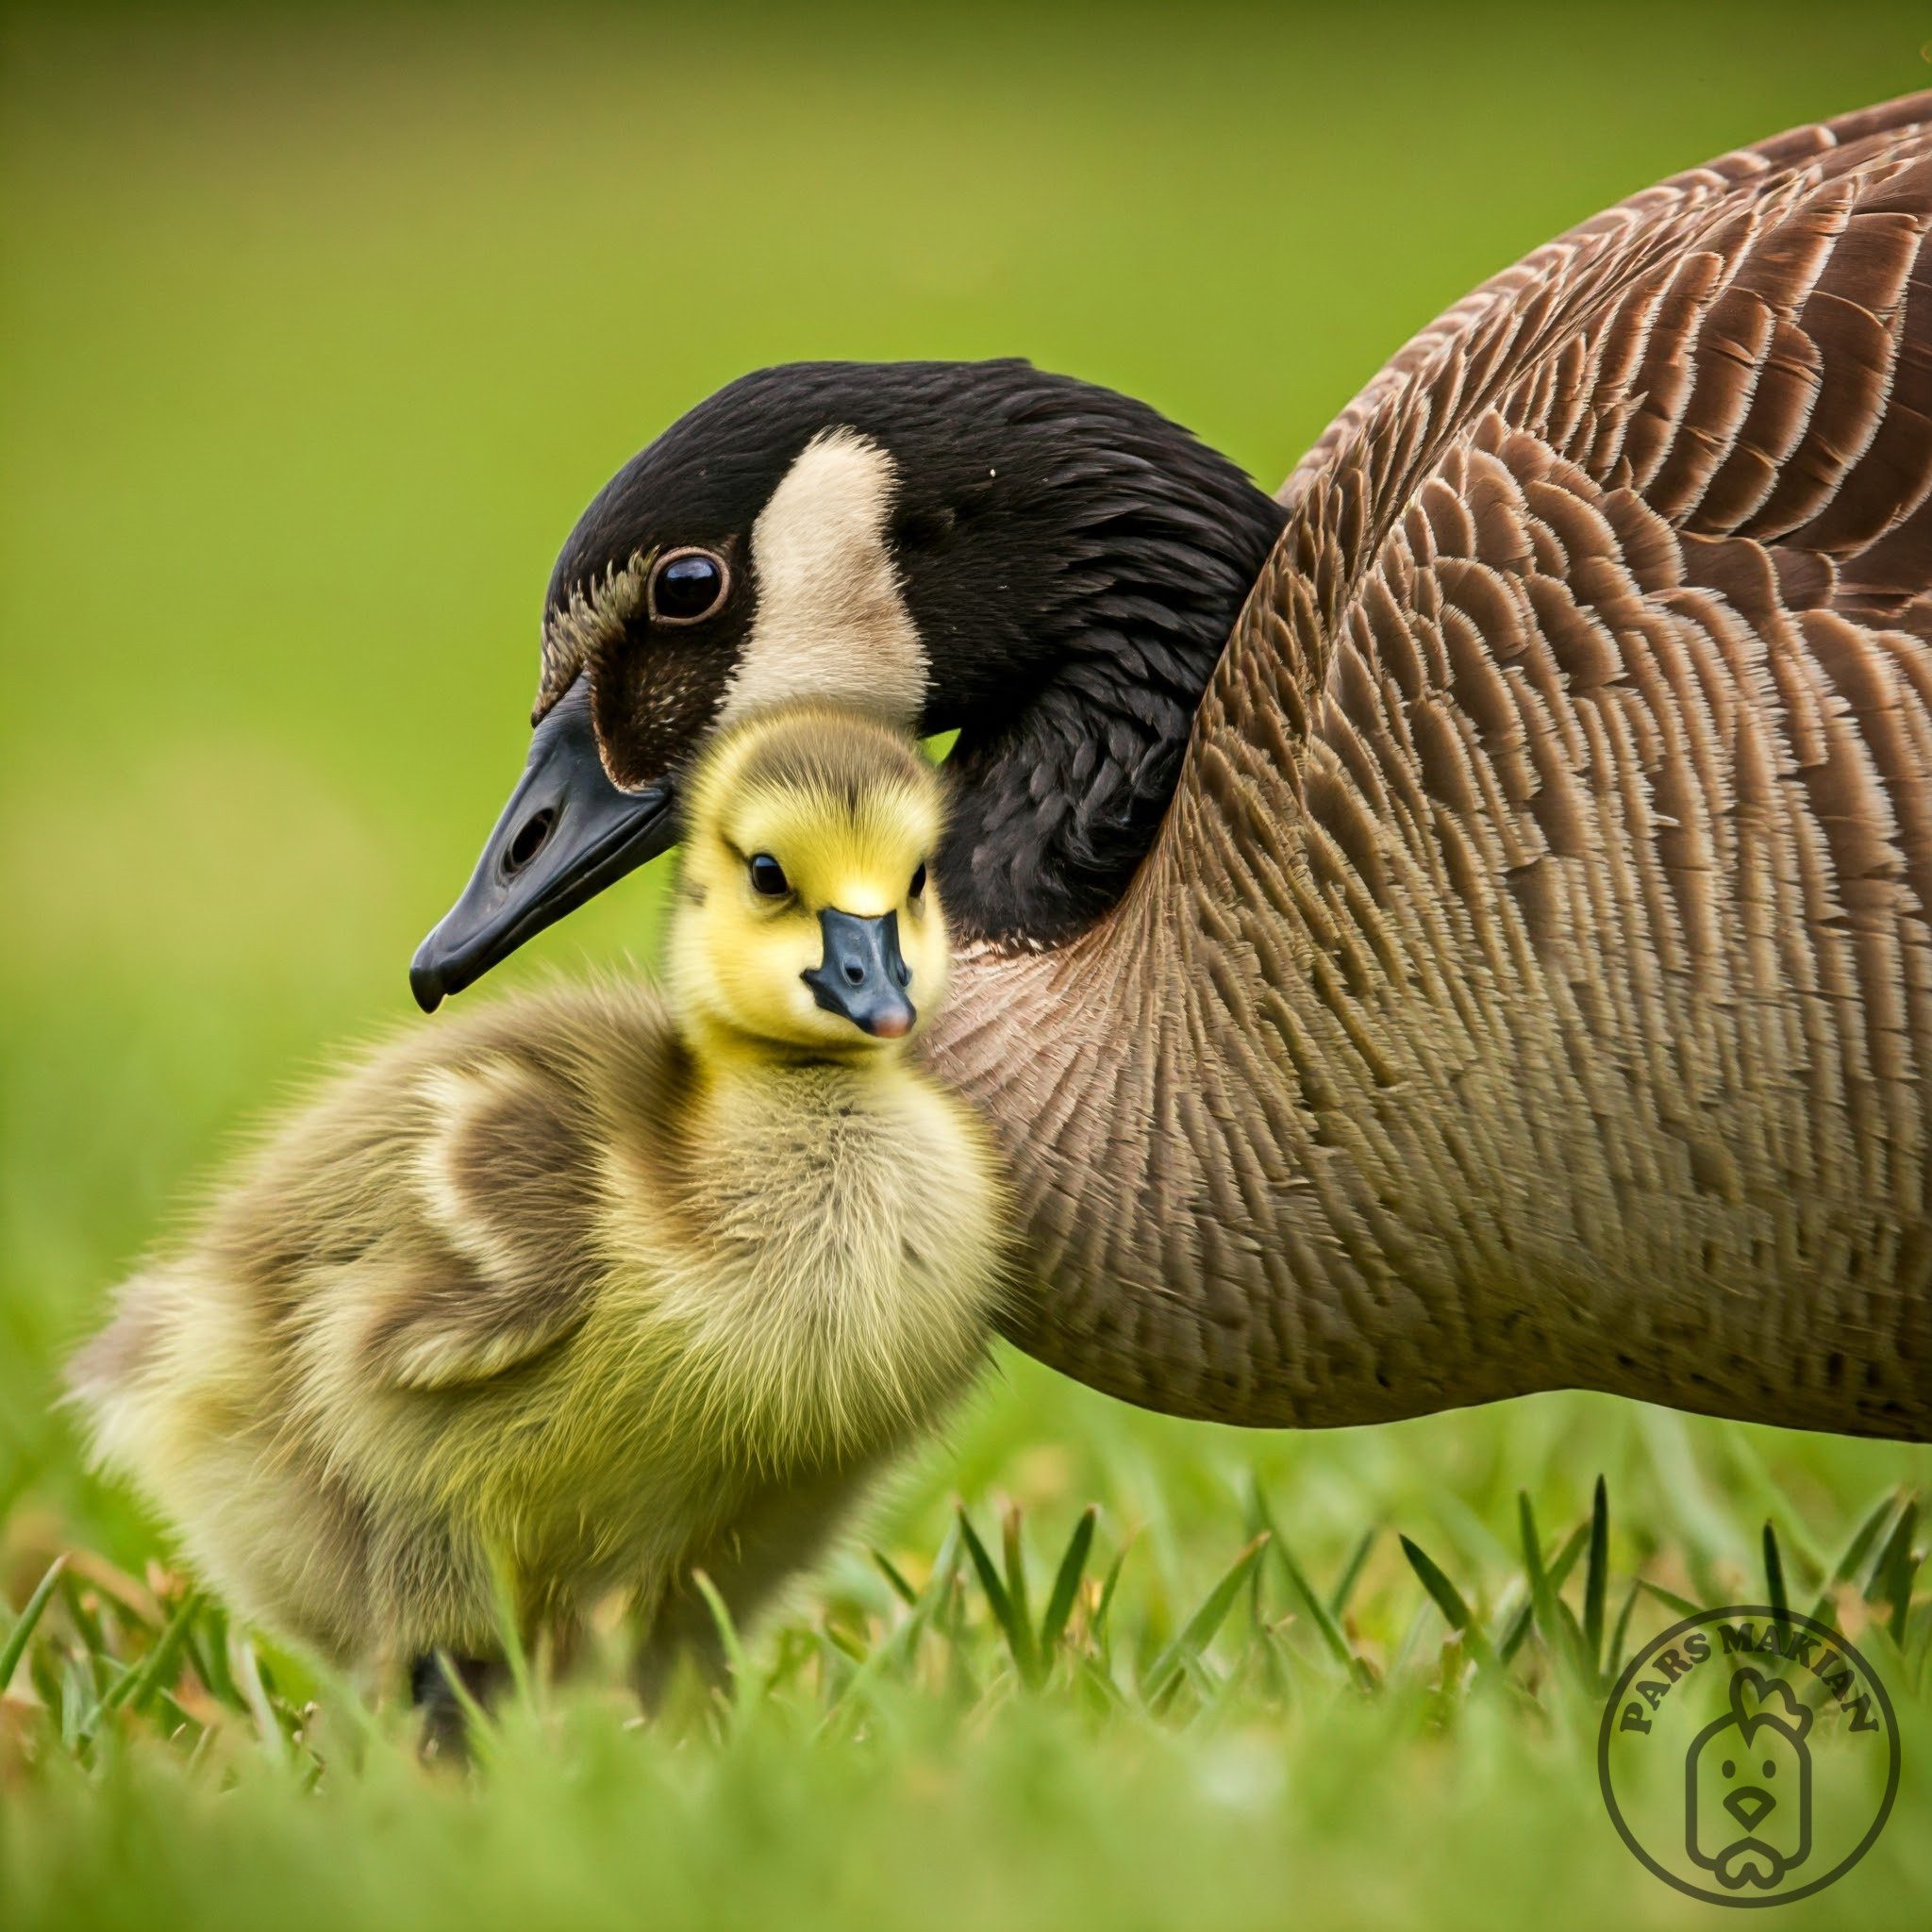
[72,705,1007,1725]
[412,93,1932,1441]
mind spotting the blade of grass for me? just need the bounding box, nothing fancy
[1810,1488,1906,1625]
[1518,1494,1591,1683]
[187,1600,241,1711]
[1388,1596,1434,1681]
[1762,1520,1790,1640]
[691,1570,749,1705]
[821,1523,963,1733]
[1141,1533,1268,1708]
[61,1574,111,1695]
[1640,1579,1701,1620]
[872,1549,920,1608]
[1001,1503,1034,1651]
[1092,1541,1131,1664]
[1519,1493,1557,1641]
[958,1505,1038,1687]
[59,1656,94,1754]
[1264,1505,1373,1690]
[1555,1597,1589,1666]
[1241,1482,1269,1628]
[1583,1476,1609,1677]
[98,1589,201,1720]
[429,1649,498,1767]
[1400,1535,1494,1669]
[1499,1523,1588,1665]
[483,1546,533,1710]
[1327,1527,1377,1621]
[0,1553,67,1693]
[1039,1507,1097,1657]
[821,1619,869,1667]
[231,1635,288,1766]
[1871,1498,1920,1643]
[1606,1578,1642,1676]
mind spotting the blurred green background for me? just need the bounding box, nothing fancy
[4,6,1932,1928]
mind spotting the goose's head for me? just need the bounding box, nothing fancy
[411,360,1286,1008]
[669,704,947,1058]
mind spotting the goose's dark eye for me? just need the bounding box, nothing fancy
[748,853,790,898]
[649,548,729,625]
[909,861,927,899]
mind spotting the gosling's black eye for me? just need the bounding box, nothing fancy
[748,853,790,898]
[909,861,927,899]
[649,548,729,625]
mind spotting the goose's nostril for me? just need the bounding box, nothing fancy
[504,808,557,876]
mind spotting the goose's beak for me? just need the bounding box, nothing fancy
[409,681,673,1011]
[801,909,916,1039]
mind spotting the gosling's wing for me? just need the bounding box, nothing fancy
[66,1008,618,1457]
[239,983,677,1394]
[360,1048,611,1390]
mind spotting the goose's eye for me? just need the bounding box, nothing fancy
[649,548,729,625]
[909,861,927,899]
[748,853,790,898]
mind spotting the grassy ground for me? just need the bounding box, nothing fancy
[4,6,1932,1927]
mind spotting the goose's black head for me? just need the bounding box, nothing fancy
[410,359,1286,1009]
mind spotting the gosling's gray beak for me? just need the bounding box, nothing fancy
[408,681,674,1011]
[801,909,915,1039]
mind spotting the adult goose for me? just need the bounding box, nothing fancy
[414,94,1932,1441]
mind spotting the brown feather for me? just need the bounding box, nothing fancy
[935,93,1932,1438]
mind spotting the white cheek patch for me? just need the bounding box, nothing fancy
[720,429,928,726]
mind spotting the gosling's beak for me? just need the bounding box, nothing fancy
[802,909,915,1039]
[409,681,674,1011]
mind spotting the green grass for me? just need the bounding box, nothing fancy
[6,5,1932,1927]
[3,1459,1929,1929]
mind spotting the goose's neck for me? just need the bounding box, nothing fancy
[934,490,1288,953]
[937,652,1207,950]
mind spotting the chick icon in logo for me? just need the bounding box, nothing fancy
[1598,1605,1898,1907]
[1685,1667,1811,1890]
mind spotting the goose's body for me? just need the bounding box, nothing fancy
[415,96,1932,1440]
[939,95,1932,1435]
[75,710,1003,1678]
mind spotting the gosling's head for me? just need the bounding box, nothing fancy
[670,705,948,1057]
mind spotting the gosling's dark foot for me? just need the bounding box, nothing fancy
[408,1653,505,1764]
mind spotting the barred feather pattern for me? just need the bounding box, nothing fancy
[934,94,1932,1436]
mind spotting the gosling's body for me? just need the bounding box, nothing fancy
[73,711,1002,1678]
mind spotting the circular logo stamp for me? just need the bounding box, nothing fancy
[1598,1605,1899,1907]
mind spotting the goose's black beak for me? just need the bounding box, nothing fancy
[409,682,673,1011]
[802,909,915,1039]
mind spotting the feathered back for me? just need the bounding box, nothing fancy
[936,93,1932,1439]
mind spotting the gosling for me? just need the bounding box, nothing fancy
[71,704,1007,1720]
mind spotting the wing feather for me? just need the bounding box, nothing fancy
[967,95,1932,1432]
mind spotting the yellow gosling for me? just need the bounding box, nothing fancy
[70,704,1008,1721]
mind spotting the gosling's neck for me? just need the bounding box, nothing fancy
[675,1011,923,1104]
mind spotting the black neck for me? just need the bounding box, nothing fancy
[939,648,1208,949]
[933,456,1287,951]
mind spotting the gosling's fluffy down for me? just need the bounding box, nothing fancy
[70,706,1007,1686]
